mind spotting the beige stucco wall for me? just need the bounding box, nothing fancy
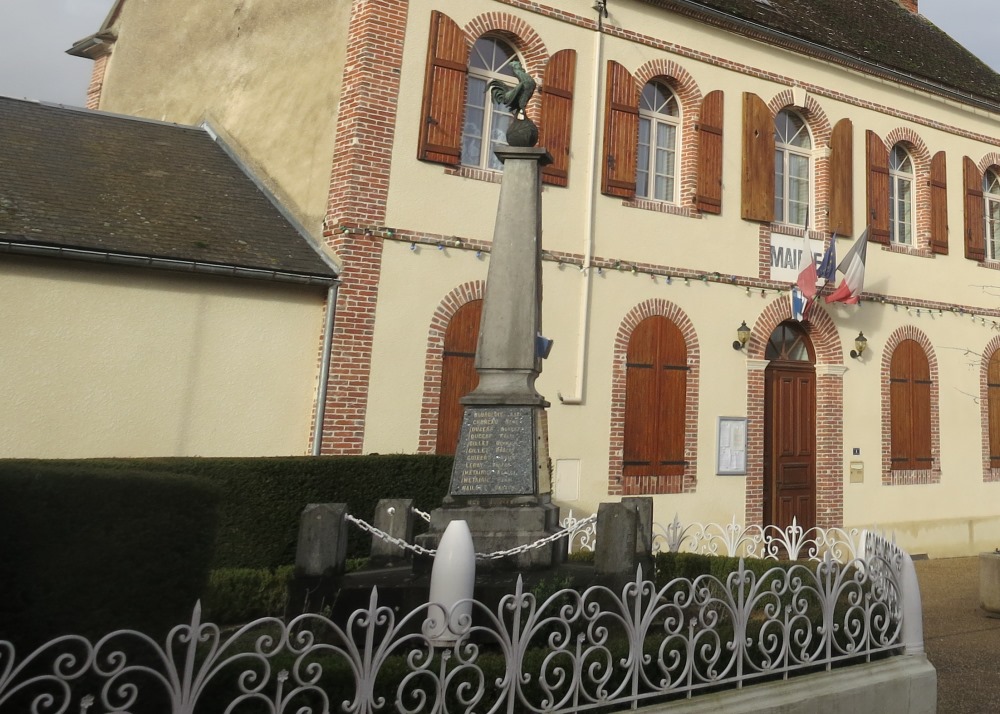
[96,0,350,236]
[361,0,1000,555]
[1,256,325,458]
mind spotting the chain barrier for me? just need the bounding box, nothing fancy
[346,512,597,561]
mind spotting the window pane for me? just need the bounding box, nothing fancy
[774,150,785,223]
[637,118,651,198]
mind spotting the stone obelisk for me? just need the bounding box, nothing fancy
[421,68,564,569]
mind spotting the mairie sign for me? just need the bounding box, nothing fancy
[769,233,824,283]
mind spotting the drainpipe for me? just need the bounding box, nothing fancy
[311,282,339,455]
[557,3,606,405]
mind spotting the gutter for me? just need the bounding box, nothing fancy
[0,239,338,287]
[311,282,340,456]
[648,0,1000,115]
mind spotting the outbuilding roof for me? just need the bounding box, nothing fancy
[651,0,1000,106]
[0,97,337,284]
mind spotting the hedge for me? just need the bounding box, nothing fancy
[48,455,454,569]
[0,461,220,647]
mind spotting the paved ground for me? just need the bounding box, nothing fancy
[914,556,1000,713]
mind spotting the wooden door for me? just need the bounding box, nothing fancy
[435,300,482,455]
[763,323,816,531]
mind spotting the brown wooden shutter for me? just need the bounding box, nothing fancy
[964,156,986,261]
[929,151,949,255]
[696,90,724,214]
[539,49,576,187]
[417,11,467,166]
[741,92,774,222]
[866,130,890,244]
[623,317,687,494]
[828,118,853,236]
[435,300,482,455]
[890,340,932,471]
[601,60,639,198]
[989,351,1000,469]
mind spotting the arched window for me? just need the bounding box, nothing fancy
[890,339,932,472]
[889,145,915,245]
[984,169,1000,261]
[435,300,482,455]
[637,81,680,203]
[623,316,688,494]
[988,349,1000,471]
[461,37,518,171]
[774,109,811,227]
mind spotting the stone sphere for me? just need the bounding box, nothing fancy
[506,118,539,147]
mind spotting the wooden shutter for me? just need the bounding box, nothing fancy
[741,92,774,222]
[435,300,482,455]
[417,11,467,166]
[930,151,949,255]
[829,118,853,236]
[989,351,1000,469]
[890,340,932,471]
[601,60,639,198]
[539,49,576,187]
[623,317,687,494]
[964,156,986,261]
[866,130,890,244]
[696,90,724,214]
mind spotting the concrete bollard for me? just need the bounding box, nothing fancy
[900,550,925,655]
[595,502,638,580]
[295,503,348,577]
[369,498,414,566]
[424,520,476,645]
[621,496,653,562]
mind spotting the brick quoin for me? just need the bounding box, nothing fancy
[318,0,409,455]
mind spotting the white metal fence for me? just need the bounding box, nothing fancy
[0,520,919,714]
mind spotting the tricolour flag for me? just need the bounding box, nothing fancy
[795,232,818,300]
[825,227,869,304]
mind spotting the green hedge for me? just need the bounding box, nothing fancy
[0,462,220,647]
[49,455,453,569]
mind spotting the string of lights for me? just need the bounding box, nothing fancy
[334,224,1000,330]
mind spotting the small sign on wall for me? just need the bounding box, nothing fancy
[717,417,748,475]
[769,233,825,282]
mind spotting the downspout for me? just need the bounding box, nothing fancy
[311,282,339,455]
[557,2,606,405]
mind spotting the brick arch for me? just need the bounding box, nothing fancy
[883,128,933,253]
[743,296,845,528]
[634,59,703,209]
[980,335,1000,482]
[607,299,701,496]
[768,91,834,233]
[464,13,548,119]
[880,325,941,484]
[418,281,486,454]
[977,152,1000,176]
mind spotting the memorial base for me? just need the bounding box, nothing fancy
[416,498,565,571]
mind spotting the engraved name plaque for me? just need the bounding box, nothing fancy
[450,406,536,496]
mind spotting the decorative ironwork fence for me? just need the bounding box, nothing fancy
[560,512,868,564]
[0,524,919,714]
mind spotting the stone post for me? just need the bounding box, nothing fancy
[595,502,639,582]
[369,498,414,566]
[295,503,348,577]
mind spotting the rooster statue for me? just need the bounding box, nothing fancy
[488,60,536,120]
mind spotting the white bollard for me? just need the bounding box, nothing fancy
[900,550,925,655]
[424,520,476,646]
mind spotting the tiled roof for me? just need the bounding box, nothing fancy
[0,97,337,281]
[652,0,1000,105]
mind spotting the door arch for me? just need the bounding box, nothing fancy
[763,322,816,531]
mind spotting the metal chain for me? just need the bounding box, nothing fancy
[346,513,597,561]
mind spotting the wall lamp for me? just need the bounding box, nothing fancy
[732,321,751,351]
[850,331,868,359]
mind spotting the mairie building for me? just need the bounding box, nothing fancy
[6,0,1000,556]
